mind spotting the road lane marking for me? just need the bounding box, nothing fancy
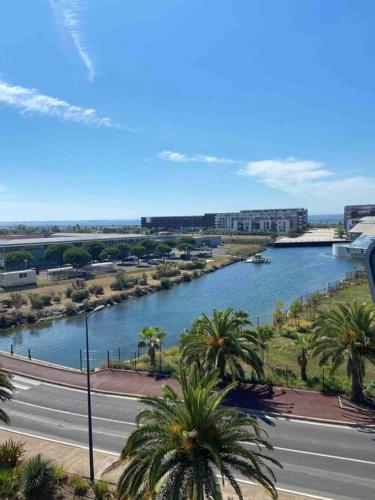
[0,426,119,456]
[12,375,41,386]
[249,443,375,466]
[0,426,335,500]
[8,400,375,466]
[9,400,137,426]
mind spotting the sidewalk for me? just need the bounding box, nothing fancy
[0,428,315,500]
[1,352,374,426]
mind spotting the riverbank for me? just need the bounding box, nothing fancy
[108,269,375,398]
[0,254,240,330]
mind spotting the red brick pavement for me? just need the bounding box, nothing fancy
[1,353,374,426]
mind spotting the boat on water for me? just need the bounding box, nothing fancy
[245,253,271,264]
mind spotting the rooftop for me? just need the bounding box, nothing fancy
[0,233,151,248]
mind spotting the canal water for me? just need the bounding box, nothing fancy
[0,247,360,368]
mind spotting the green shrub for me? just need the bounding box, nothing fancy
[70,289,89,303]
[25,312,37,323]
[88,284,104,296]
[153,263,180,279]
[179,259,206,271]
[64,303,77,316]
[39,294,52,307]
[181,272,191,282]
[93,480,112,499]
[52,295,62,304]
[65,286,73,298]
[81,300,91,311]
[28,294,44,310]
[70,474,90,496]
[52,464,67,485]
[110,271,131,291]
[22,454,54,499]
[134,286,143,297]
[0,439,25,469]
[137,273,148,286]
[160,277,172,289]
[0,468,20,499]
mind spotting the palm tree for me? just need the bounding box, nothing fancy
[138,326,166,368]
[295,333,311,382]
[180,308,263,382]
[311,302,375,402]
[118,364,280,499]
[0,366,14,424]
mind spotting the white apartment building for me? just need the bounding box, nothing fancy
[215,208,308,234]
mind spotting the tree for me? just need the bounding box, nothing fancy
[273,301,285,332]
[296,333,311,382]
[137,326,165,368]
[311,302,375,403]
[177,242,195,259]
[254,325,274,362]
[181,308,263,382]
[288,300,304,326]
[155,243,172,259]
[4,251,33,271]
[118,363,279,499]
[336,222,345,239]
[84,242,105,261]
[99,247,120,261]
[116,243,131,263]
[63,247,91,269]
[0,366,14,424]
[140,239,157,256]
[44,244,72,267]
[131,245,146,264]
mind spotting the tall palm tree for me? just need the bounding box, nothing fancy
[180,308,263,382]
[118,364,280,499]
[138,326,166,368]
[0,366,14,424]
[311,302,375,402]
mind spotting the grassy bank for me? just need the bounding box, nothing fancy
[222,235,271,257]
[0,254,237,329]
[109,275,375,397]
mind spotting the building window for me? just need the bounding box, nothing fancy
[19,273,27,279]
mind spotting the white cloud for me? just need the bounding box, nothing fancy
[237,158,332,191]
[0,80,116,127]
[237,157,375,212]
[159,150,241,164]
[49,0,95,82]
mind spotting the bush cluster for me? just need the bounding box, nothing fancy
[153,263,180,279]
[179,259,206,271]
[70,289,89,303]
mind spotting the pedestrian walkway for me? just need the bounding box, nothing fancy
[0,352,374,426]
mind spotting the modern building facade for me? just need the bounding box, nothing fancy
[215,208,308,234]
[332,216,375,258]
[344,204,375,232]
[141,214,216,231]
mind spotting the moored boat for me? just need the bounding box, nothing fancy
[245,254,271,263]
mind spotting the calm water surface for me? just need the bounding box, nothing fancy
[0,247,359,368]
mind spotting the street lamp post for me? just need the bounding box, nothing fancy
[85,305,104,483]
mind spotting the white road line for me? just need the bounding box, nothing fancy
[0,426,335,500]
[12,382,33,391]
[0,426,119,456]
[234,477,334,500]
[9,400,137,426]
[265,444,375,466]
[9,400,375,466]
[12,375,41,386]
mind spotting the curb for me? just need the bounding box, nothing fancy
[3,365,374,428]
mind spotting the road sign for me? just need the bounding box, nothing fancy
[365,240,375,302]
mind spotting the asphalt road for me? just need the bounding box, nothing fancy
[2,375,375,500]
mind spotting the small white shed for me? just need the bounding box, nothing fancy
[47,266,75,281]
[87,262,115,275]
[0,269,37,288]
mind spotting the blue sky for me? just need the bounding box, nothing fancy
[1,0,375,221]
